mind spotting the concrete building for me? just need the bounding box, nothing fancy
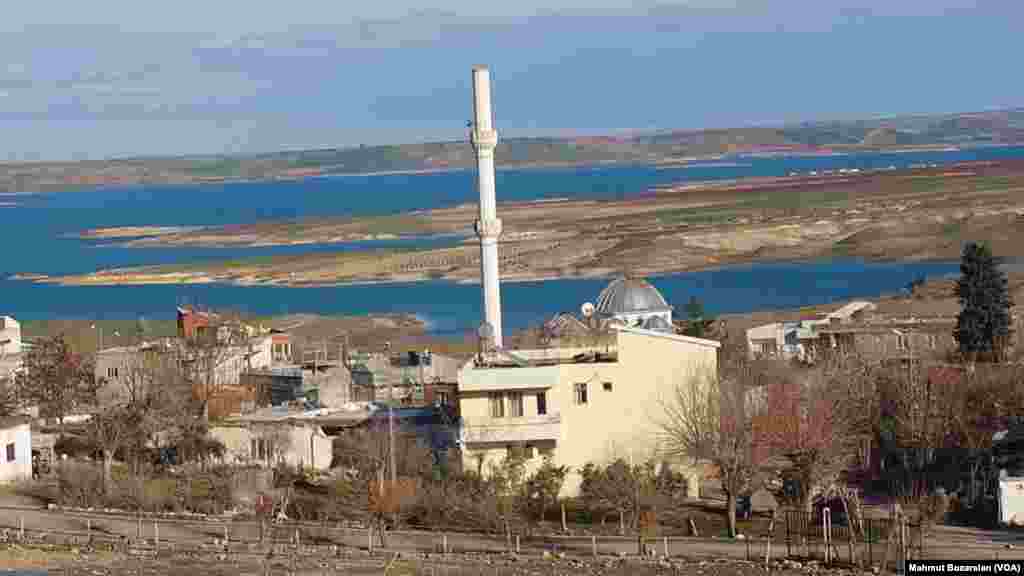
[347,350,461,407]
[458,322,719,497]
[211,405,372,470]
[0,316,23,381]
[0,416,32,483]
[746,301,879,362]
[0,316,22,356]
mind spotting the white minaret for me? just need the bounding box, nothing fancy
[470,65,503,349]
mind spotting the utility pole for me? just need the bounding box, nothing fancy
[385,342,396,487]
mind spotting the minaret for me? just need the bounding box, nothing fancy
[470,65,503,349]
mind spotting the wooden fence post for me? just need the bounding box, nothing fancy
[443,533,448,555]
[515,535,520,554]
[19,516,24,541]
[765,514,775,568]
[368,526,374,554]
[664,536,669,558]
[592,535,597,558]
[154,521,159,552]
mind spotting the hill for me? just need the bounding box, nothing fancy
[2,108,1022,193]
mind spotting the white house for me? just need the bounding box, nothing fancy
[0,417,32,483]
[0,316,22,356]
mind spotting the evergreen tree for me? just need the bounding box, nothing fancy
[954,242,1013,362]
[683,296,713,339]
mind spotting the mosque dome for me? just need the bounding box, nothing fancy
[595,276,671,317]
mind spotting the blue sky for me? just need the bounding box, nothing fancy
[0,0,1020,161]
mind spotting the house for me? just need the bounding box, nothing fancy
[457,324,719,497]
[746,302,877,362]
[271,332,293,363]
[0,416,32,483]
[0,316,23,380]
[0,316,22,356]
[347,350,461,407]
[211,405,373,470]
[807,316,956,362]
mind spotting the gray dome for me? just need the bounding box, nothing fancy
[642,315,673,333]
[595,277,671,316]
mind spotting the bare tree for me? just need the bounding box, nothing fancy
[756,366,858,514]
[659,348,767,538]
[14,334,98,436]
[0,376,16,417]
[87,405,136,495]
[177,316,241,422]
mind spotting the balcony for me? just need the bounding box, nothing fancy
[461,414,562,444]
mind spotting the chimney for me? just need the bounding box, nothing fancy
[471,65,503,349]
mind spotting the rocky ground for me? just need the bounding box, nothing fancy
[20,160,1024,288]
[0,546,885,576]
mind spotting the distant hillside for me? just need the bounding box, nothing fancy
[2,108,1022,193]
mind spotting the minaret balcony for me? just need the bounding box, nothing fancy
[471,129,498,151]
[475,218,503,239]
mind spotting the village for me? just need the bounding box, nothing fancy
[3,251,1024,573]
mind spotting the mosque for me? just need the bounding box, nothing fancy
[456,66,720,497]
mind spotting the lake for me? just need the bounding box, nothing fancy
[3,145,1021,334]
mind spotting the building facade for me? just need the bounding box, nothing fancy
[458,326,719,497]
[0,316,22,356]
[0,417,32,483]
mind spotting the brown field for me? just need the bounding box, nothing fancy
[21,160,1024,288]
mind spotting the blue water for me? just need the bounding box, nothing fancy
[2,145,1022,333]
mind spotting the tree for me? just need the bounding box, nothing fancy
[178,318,239,422]
[522,456,568,525]
[87,405,137,495]
[659,346,767,538]
[756,368,858,514]
[579,459,642,534]
[0,377,16,417]
[682,296,715,339]
[14,334,98,435]
[954,242,1014,363]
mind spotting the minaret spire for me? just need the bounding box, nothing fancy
[471,65,503,349]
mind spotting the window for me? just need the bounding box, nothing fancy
[574,383,588,405]
[5,442,14,463]
[602,382,613,392]
[507,445,534,460]
[896,334,908,351]
[436,391,450,406]
[107,366,119,379]
[509,392,524,417]
[536,392,547,415]
[759,342,774,356]
[489,393,505,418]
[928,335,937,350]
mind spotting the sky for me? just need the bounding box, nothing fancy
[0,0,1021,161]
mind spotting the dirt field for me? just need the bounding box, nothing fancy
[25,160,1024,288]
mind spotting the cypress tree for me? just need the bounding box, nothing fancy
[953,242,1013,362]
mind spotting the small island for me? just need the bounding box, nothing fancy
[18,160,1024,288]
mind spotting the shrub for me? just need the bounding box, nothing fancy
[920,491,951,525]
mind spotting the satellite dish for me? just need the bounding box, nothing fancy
[581,302,595,318]
[478,322,494,340]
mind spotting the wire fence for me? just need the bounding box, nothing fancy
[0,506,964,573]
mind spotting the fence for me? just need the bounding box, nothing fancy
[781,509,925,571]
[0,505,943,573]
